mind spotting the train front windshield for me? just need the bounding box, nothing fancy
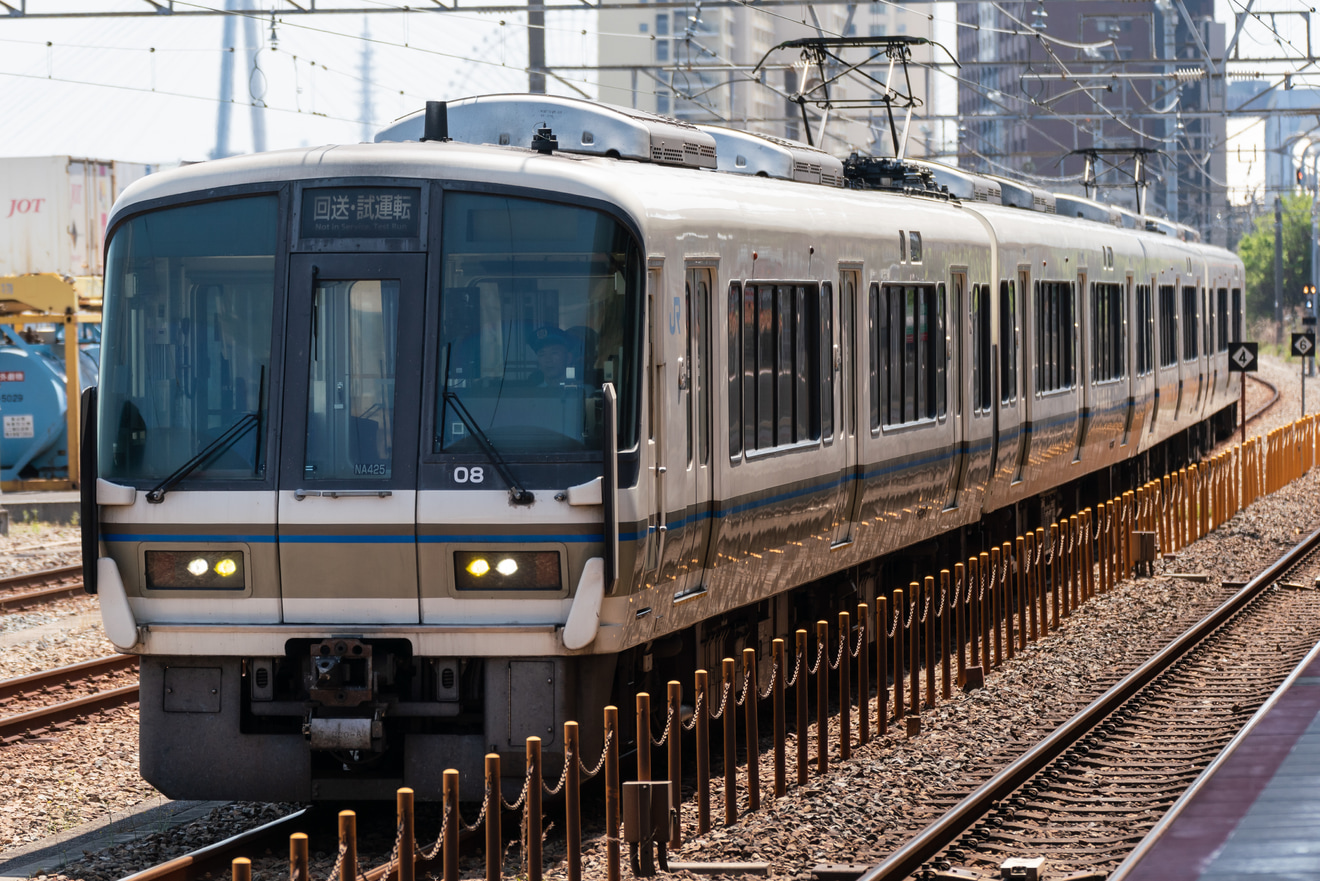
[98,188,643,487]
[436,192,642,455]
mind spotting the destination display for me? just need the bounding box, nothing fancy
[300,186,420,238]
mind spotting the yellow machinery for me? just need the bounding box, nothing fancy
[0,273,101,490]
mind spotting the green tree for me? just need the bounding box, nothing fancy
[1237,193,1314,326]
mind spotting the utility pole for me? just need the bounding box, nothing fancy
[528,0,546,94]
[1275,194,1284,345]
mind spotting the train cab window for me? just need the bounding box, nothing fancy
[736,282,822,453]
[971,284,992,412]
[908,232,922,263]
[1181,285,1199,360]
[1034,281,1075,394]
[99,195,277,482]
[304,280,398,480]
[1231,288,1242,341]
[871,282,945,428]
[1135,284,1154,375]
[1090,282,1125,383]
[434,192,643,455]
[1217,288,1229,352]
[999,280,1018,404]
[1158,285,1177,368]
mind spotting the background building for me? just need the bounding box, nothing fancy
[956,1,1228,245]
[597,4,936,158]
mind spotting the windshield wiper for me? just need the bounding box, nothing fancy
[146,413,260,503]
[441,344,534,505]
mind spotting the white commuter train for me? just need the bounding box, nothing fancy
[81,94,1243,801]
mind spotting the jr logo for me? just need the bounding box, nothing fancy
[668,295,681,335]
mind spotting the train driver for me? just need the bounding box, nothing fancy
[527,325,581,387]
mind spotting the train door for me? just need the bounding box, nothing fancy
[1075,271,1090,461]
[1005,269,1027,483]
[831,268,860,544]
[943,271,968,509]
[674,266,716,587]
[1121,274,1137,447]
[643,262,665,576]
[277,253,424,623]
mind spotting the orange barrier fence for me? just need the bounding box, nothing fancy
[228,415,1319,881]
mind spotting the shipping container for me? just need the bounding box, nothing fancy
[0,157,152,279]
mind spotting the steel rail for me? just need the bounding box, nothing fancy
[1245,373,1281,425]
[0,581,88,613]
[0,655,137,703]
[0,684,139,740]
[855,520,1320,881]
[120,809,315,881]
[0,563,81,596]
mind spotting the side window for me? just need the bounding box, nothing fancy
[971,284,991,411]
[1181,285,1199,360]
[1136,284,1153,375]
[1159,285,1178,368]
[999,279,1017,403]
[1090,282,1125,383]
[737,282,822,452]
[1217,288,1229,352]
[1231,288,1242,342]
[1033,280,1075,394]
[874,283,945,426]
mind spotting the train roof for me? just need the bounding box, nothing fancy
[114,94,1220,254]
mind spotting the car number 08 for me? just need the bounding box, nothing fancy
[453,466,485,484]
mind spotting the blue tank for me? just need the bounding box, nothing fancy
[0,327,97,481]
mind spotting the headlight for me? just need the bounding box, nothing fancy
[454,550,560,591]
[146,550,246,590]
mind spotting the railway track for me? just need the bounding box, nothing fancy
[857,522,1320,881]
[120,809,317,881]
[0,563,84,612]
[0,655,138,741]
[1244,372,1281,424]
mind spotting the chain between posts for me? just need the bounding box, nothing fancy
[650,703,676,747]
[709,677,733,720]
[682,684,705,731]
[785,644,804,689]
[808,638,827,675]
[500,762,536,811]
[461,790,488,833]
[374,815,406,878]
[576,725,613,779]
[827,628,847,670]
[417,803,452,861]
[888,608,901,639]
[759,657,779,701]
[542,750,571,797]
[735,666,752,706]
[327,842,349,881]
